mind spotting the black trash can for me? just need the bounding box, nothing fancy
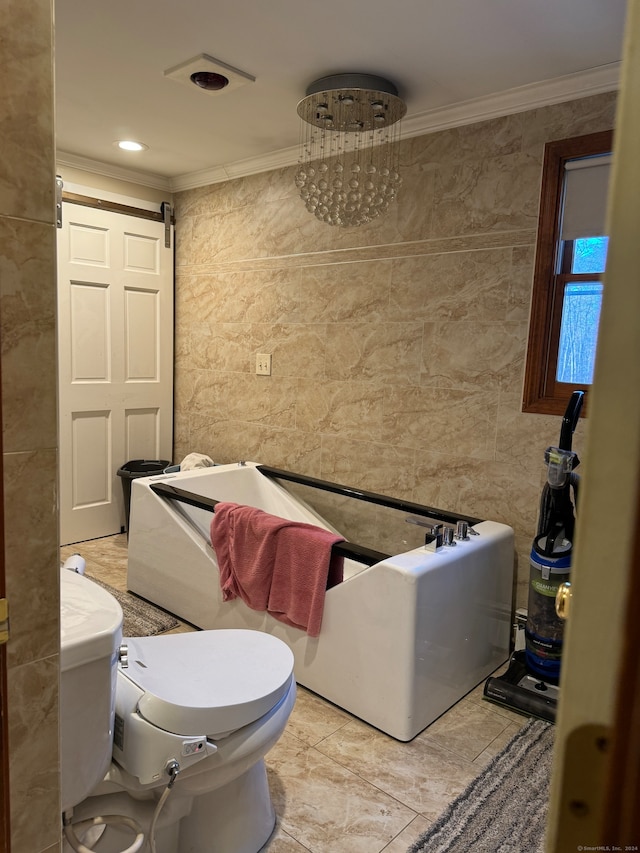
[117,459,171,534]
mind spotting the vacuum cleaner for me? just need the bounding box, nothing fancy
[483,390,585,722]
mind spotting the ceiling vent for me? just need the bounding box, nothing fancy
[163,54,255,95]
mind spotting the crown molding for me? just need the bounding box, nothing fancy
[55,151,173,191]
[58,62,621,195]
[170,145,300,191]
[401,61,620,140]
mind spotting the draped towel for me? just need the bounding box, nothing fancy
[210,502,344,637]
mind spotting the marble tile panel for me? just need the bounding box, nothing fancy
[508,244,536,322]
[183,371,298,429]
[319,435,417,499]
[421,319,527,392]
[248,324,328,380]
[175,166,296,221]
[174,216,194,266]
[188,192,336,264]
[382,385,499,459]
[4,448,59,668]
[176,230,538,277]
[316,719,479,821]
[188,414,323,476]
[409,113,524,167]
[266,731,416,853]
[296,378,385,442]
[7,655,60,853]
[187,211,266,265]
[325,322,423,385]
[0,0,55,223]
[285,686,353,747]
[290,260,392,324]
[429,149,542,239]
[240,269,306,325]
[174,272,217,331]
[177,268,301,326]
[520,92,617,150]
[0,217,57,452]
[188,324,251,374]
[495,388,578,469]
[418,697,511,761]
[389,248,513,323]
[392,162,436,244]
[412,450,541,534]
[286,489,412,556]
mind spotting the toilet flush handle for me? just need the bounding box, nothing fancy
[118,643,129,669]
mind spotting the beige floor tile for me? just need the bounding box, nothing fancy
[473,720,524,768]
[61,534,130,590]
[315,718,479,821]
[261,822,313,851]
[380,815,432,852]
[286,686,353,746]
[418,696,512,761]
[266,730,416,853]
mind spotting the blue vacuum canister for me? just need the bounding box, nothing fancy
[483,391,584,721]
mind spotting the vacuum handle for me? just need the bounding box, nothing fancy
[559,390,585,451]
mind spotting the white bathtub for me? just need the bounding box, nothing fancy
[127,461,514,741]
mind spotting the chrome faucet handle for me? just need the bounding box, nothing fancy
[425,524,443,552]
[455,520,469,540]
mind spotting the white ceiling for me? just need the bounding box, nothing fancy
[54,0,628,191]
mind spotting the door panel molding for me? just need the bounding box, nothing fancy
[58,203,173,544]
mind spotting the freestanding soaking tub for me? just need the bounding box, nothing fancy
[127,461,515,741]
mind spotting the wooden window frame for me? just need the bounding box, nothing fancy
[522,129,614,417]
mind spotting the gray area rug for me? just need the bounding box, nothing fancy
[86,574,180,637]
[407,718,554,853]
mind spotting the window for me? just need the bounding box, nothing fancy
[522,130,613,416]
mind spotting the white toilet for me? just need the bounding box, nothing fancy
[60,569,296,853]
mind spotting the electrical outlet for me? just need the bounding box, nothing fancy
[256,353,272,375]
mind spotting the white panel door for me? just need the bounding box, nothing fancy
[57,204,173,544]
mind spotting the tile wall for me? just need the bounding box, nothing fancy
[173,91,617,606]
[0,0,61,850]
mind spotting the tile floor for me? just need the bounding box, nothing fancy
[61,534,530,853]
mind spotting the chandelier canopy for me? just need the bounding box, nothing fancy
[295,73,406,228]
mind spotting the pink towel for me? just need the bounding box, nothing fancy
[210,502,344,637]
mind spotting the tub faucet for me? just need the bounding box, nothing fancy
[424,524,443,552]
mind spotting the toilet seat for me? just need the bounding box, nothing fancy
[120,629,294,737]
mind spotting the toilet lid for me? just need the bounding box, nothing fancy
[121,629,294,737]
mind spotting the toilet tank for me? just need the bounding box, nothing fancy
[60,570,123,812]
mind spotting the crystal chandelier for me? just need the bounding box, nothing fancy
[295,73,406,227]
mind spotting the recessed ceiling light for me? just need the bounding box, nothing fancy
[115,140,148,152]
